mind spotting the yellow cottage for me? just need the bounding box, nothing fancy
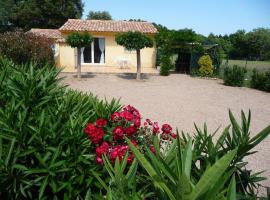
[30,19,158,73]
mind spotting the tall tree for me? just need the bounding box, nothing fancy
[116,31,153,80]
[66,32,93,79]
[87,11,112,20]
[0,0,83,31]
[246,28,270,60]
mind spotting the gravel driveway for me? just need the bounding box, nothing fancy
[62,73,270,190]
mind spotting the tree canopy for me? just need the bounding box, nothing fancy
[115,31,153,50]
[204,28,270,60]
[66,32,93,48]
[0,0,83,32]
[87,11,112,20]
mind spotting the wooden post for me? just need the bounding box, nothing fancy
[136,49,141,80]
[77,47,81,79]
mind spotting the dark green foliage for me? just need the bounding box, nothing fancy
[223,65,247,86]
[0,58,121,199]
[250,69,270,92]
[160,54,172,76]
[205,28,270,61]
[93,156,153,199]
[115,31,153,51]
[0,31,54,67]
[66,32,93,48]
[0,0,83,31]
[87,11,112,20]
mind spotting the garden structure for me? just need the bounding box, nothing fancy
[174,43,219,74]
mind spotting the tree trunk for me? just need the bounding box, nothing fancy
[77,47,81,79]
[136,49,141,80]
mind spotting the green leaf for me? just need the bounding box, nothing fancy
[126,137,176,200]
[183,139,193,179]
[226,174,236,200]
[92,171,109,191]
[5,137,16,165]
[189,149,237,200]
[39,176,48,200]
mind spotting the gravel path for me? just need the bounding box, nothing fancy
[62,73,270,190]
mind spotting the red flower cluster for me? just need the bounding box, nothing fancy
[85,123,105,144]
[84,105,176,165]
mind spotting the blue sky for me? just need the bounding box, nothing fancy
[83,0,270,36]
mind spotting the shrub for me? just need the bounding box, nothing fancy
[251,69,270,92]
[198,55,214,77]
[0,31,54,67]
[97,110,270,199]
[0,58,121,199]
[84,106,176,165]
[160,54,172,76]
[223,65,247,86]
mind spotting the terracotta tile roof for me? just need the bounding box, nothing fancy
[59,19,158,34]
[28,28,63,39]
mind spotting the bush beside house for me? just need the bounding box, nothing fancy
[0,31,54,67]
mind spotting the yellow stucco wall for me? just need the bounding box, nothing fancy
[57,32,156,72]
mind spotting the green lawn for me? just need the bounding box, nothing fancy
[221,59,270,72]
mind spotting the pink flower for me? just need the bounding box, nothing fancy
[133,118,141,127]
[120,111,134,121]
[149,145,155,154]
[96,118,107,127]
[127,154,134,164]
[110,145,128,163]
[91,128,105,144]
[84,124,104,144]
[110,112,120,122]
[96,142,109,157]
[84,123,96,135]
[171,133,177,139]
[153,122,160,134]
[125,126,137,136]
[131,140,138,147]
[146,119,152,125]
[113,126,125,140]
[161,124,172,134]
[96,157,103,165]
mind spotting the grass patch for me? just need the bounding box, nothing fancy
[222,59,270,72]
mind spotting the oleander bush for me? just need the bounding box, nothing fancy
[1,58,270,199]
[94,110,270,199]
[0,58,121,199]
[0,31,54,67]
[198,55,214,77]
[251,69,270,92]
[223,65,247,86]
